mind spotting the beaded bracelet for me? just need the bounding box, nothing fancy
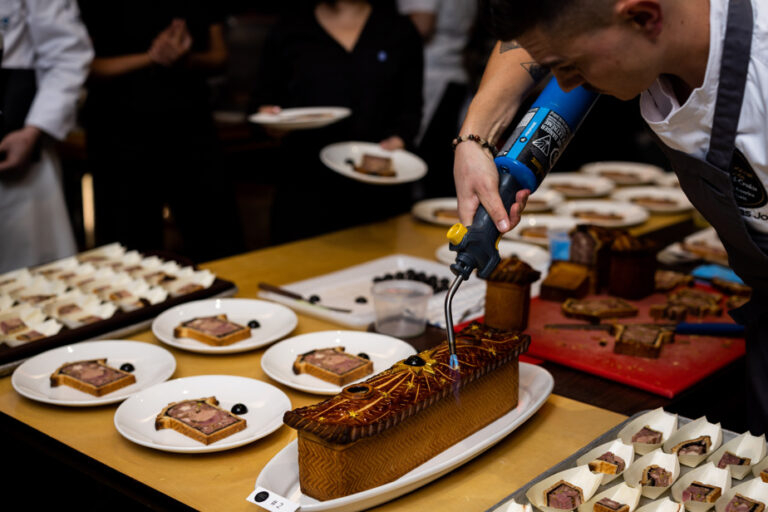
[451,134,498,157]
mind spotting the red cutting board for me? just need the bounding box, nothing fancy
[522,286,745,398]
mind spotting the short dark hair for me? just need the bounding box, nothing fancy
[483,0,613,41]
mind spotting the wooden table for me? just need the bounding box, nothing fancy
[1,211,698,510]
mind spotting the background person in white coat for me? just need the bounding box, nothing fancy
[0,0,93,273]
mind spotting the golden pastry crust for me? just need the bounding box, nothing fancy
[283,322,530,444]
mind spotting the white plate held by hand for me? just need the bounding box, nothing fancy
[261,330,416,395]
[152,298,297,354]
[256,363,554,512]
[248,106,351,130]
[12,340,175,407]
[321,141,427,185]
[114,375,290,454]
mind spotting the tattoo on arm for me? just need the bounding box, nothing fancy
[499,41,521,53]
[521,61,550,82]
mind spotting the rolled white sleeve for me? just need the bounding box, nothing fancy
[24,0,93,140]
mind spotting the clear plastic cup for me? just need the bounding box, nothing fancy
[548,228,572,261]
[371,280,433,338]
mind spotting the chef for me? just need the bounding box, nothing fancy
[0,0,93,273]
[453,0,768,433]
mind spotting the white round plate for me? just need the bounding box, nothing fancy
[504,215,579,246]
[261,331,416,395]
[526,189,565,212]
[436,239,550,271]
[152,298,298,354]
[411,197,459,226]
[655,172,680,187]
[320,141,427,185]
[539,172,614,198]
[555,200,650,227]
[11,340,176,407]
[611,186,692,213]
[247,106,350,130]
[580,161,665,186]
[114,375,290,453]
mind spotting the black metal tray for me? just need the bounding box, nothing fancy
[487,412,742,511]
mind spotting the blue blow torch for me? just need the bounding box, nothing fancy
[444,78,599,368]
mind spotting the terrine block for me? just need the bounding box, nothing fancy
[577,483,641,512]
[155,396,247,445]
[569,225,622,293]
[284,322,530,501]
[655,270,694,292]
[526,466,602,512]
[540,262,590,302]
[707,432,766,480]
[608,234,658,300]
[624,448,680,499]
[76,242,127,264]
[618,408,678,455]
[292,347,373,386]
[613,324,674,359]
[663,417,723,467]
[1,318,62,347]
[753,456,768,482]
[670,462,731,512]
[716,479,768,512]
[354,154,396,177]
[576,439,635,485]
[561,298,638,322]
[50,359,136,397]
[485,256,541,331]
[667,289,724,317]
[711,277,752,297]
[174,314,251,347]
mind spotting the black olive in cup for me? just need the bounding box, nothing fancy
[248,319,261,328]
[231,403,248,415]
[120,363,135,372]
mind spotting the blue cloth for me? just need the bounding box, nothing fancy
[691,264,745,284]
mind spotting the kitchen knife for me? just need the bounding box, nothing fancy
[258,282,352,313]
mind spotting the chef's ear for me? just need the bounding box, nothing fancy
[615,0,663,38]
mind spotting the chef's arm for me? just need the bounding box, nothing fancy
[455,41,549,231]
[90,53,154,77]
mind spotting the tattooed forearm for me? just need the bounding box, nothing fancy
[521,61,550,81]
[499,40,521,53]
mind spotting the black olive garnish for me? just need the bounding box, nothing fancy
[231,403,248,415]
[404,355,426,367]
[355,296,368,304]
[357,352,370,359]
[120,363,135,372]
[346,385,369,394]
[344,158,355,166]
[308,295,321,304]
[248,319,261,328]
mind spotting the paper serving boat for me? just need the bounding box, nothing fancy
[752,455,768,481]
[497,500,535,512]
[670,462,731,512]
[635,497,685,512]
[618,408,679,456]
[663,416,723,467]
[526,465,603,512]
[706,432,766,480]
[624,447,681,499]
[577,482,642,512]
[714,478,768,512]
[576,439,635,485]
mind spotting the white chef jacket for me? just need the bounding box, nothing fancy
[640,0,768,233]
[397,0,477,142]
[0,0,93,273]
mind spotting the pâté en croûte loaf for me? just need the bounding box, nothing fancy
[283,322,530,501]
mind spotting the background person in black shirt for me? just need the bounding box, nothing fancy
[250,0,424,243]
[79,0,243,263]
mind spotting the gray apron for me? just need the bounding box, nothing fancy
[652,0,768,433]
